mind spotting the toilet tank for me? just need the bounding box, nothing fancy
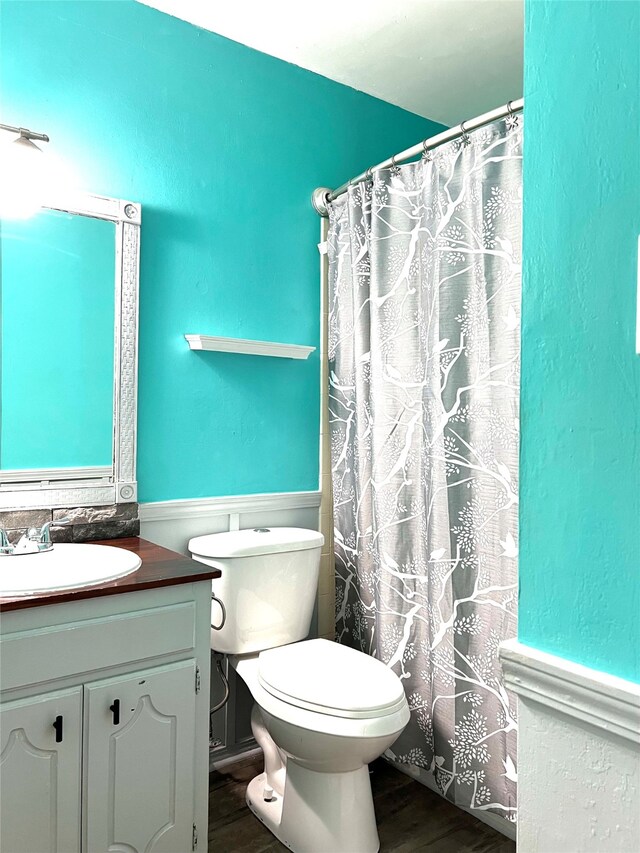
[188,527,324,655]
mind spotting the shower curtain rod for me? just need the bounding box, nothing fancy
[311,97,523,217]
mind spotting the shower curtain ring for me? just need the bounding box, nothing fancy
[505,100,520,129]
[460,120,471,147]
[365,167,373,183]
[422,139,432,162]
[390,154,400,176]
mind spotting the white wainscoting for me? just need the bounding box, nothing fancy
[139,490,321,556]
[500,639,640,853]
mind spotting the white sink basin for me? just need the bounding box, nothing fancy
[0,543,141,596]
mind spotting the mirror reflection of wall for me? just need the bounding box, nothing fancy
[0,209,115,472]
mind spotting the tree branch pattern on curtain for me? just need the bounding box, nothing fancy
[327,117,522,823]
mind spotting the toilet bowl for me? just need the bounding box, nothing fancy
[233,640,409,853]
[189,528,409,853]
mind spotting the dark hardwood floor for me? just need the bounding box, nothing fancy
[208,751,516,852]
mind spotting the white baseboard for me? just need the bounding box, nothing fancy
[139,490,321,556]
[500,640,640,852]
[209,742,261,773]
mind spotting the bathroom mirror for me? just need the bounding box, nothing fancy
[0,194,140,508]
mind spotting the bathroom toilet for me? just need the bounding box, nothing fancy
[189,527,409,853]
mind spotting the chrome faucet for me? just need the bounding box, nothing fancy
[1,518,71,556]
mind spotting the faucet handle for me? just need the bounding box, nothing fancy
[38,517,71,546]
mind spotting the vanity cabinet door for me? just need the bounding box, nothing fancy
[84,660,197,853]
[0,687,82,853]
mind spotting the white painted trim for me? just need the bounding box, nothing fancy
[139,491,322,522]
[0,193,140,510]
[500,639,640,744]
[185,334,315,360]
[39,192,141,225]
[0,467,112,485]
[0,485,118,509]
[209,743,260,773]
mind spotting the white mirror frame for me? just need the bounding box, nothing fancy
[0,194,141,509]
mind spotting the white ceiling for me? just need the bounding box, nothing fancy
[136,0,523,126]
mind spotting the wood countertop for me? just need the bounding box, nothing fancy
[0,537,219,612]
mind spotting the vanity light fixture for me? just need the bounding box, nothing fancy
[0,121,53,218]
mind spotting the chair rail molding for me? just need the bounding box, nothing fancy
[500,639,640,744]
[139,490,322,522]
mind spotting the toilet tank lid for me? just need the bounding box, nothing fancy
[189,527,324,558]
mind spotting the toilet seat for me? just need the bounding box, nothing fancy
[258,638,407,719]
[231,648,411,740]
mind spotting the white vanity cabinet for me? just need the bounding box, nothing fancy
[84,660,196,852]
[0,552,215,853]
[0,687,83,853]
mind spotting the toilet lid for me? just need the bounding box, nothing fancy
[258,639,407,719]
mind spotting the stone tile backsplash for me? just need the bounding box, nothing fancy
[0,503,139,544]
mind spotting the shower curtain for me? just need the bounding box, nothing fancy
[327,116,521,823]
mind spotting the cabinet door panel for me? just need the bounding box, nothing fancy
[84,660,196,853]
[0,687,82,853]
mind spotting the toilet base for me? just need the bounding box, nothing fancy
[246,773,285,843]
[246,763,380,853]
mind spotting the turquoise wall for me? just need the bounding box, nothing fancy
[1,211,114,469]
[0,0,444,501]
[521,0,640,682]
